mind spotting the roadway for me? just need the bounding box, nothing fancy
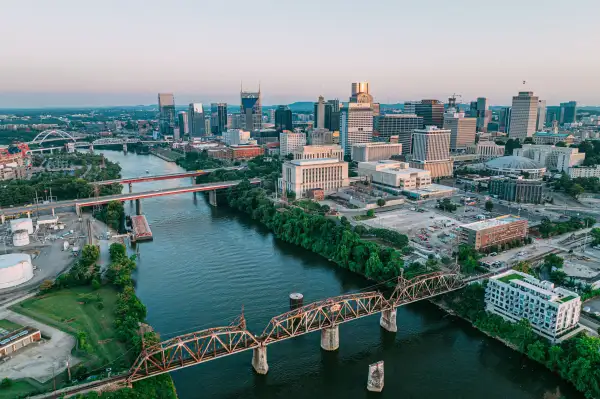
[94,167,242,185]
[0,179,260,217]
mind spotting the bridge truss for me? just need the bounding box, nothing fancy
[31,129,76,144]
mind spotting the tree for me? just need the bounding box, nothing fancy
[568,183,584,198]
[504,138,522,155]
[39,279,54,292]
[376,198,386,207]
[514,261,532,275]
[485,200,494,212]
[556,141,567,147]
[366,209,375,218]
[286,190,296,201]
[0,378,12,388]
[527,340,547,363]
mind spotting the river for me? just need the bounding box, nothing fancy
[99,149,581,399]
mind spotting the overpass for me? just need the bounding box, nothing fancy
[93,167,242,186]
[0,179,260,220]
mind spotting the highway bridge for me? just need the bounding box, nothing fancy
[0,179,260,219]
[93,167,242,186]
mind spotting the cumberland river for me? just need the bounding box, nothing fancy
[99,150,581,399]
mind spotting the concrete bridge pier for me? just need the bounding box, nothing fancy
[26,211,31,218]
[252,345,269,375]
[208,190,217,207]
[135,199,142,215]
[1,214,5,224]
[380,308,397,332]
[123,143,128,153]
[76,205,81,217]
[321,325,339,351]
[51,208,55,217]
[89,145,94,153]
[128,183,133,193]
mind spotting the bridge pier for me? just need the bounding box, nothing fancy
[321,325,339,351]
[379,308,397,332]
[26,211,31,219]
[128,183,133,193]
[208,190,217,207]
[89,145,94,153]
[135,199,142,215]
[123,143,128,153]
[76,205,81,217]
[51,208,55,217]
[252,345,269,375]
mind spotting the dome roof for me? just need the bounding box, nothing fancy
[485,156,543,170]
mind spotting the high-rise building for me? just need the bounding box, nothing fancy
[269,109,276,123]
[469,97,490,132]
[274,105,293,132]
[415,100,444,128]
[499,107,511,133]
[351,142,403,162]
[443,111,477,151]
[309,128,334,145]
[158,93,176,136]
[537,100,547,131]
[240,88,262,131]
[349,82,379,116]
[188,103,205,137]
[314,96,332,130]
[222,129,250,146]
[376,114,423,155]
[205,119,211,137]
[546,106,561,125]
[340,103,373,156]
[280,131,307,156]
[210,103,228,135]
[560,101,577,124]
[229,113,242,129]
[509,91,538,140]
[177,111,189,137]
[410,126,453,178]
[404,101,418,115]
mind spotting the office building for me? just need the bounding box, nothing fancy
[513,144,585,172]
[569,165,600,178]
[158,93,176,136]
[410,126,453,178]
[532,132,575,146]
[415,100,444,128]
[350,82,373,104]
[314,96,328,129]
[560,101,577,124]
[309,128,334,145]
[188,103,205,137]
[537,100,547,131]
[546,106,561,125]
[281,158,349,198]
[241,88,262,131]
[177,111,188,137]
[443,111,477,151]
[340,103,373,156]
[351,143,403,162]
[358,160,431,189]
[328,99,341,131]
[486,271,581,341]
[404,101,418,115]
[294,145,344,162]
[210,103,228,135]
[466,141,505,161]
[499,107,511,133]
[280,131,307,156]
[229,113,242,129]
[222,129,250,146]
[269,109,276,123]
[469,97,490,132]
[509,92,538,140]
[274,105,293,132]
[460,215,528,250]
[376,114,422,155]
[489,176,543,204]
[205,119,211,137]
[229,145,263,160]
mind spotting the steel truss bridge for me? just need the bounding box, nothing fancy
[127,270,466,383]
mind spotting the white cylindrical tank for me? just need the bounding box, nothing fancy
[12,230,30,247]
[0,253,34,289]
[10,218,34,234]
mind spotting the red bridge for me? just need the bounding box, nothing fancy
[94,167,242,186]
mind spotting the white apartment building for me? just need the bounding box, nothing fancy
[340,103,373,156]
[280,131,307,156]
[294,145,344,162]
[351,142,403,162]
[280,158,349,198]
[509,91,538,140]
[514,144,585,172]
[467,141,505,161]
[443,111,477,151]
[222,129,250,146]
[486,270,581,341]
[410,126,454,178]
[357,160,431,189]
[568,165,600,178]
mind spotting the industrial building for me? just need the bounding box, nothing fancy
[280,158,349,198]
[460,215,528,250]
[0,253,34,289]
[488,176,544,204]
[0,327,42,358]
[486,271,581,341]
[351,142,402,162]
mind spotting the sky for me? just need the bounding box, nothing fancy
[1,0,599,108]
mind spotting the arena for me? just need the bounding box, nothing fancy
[484,155,546,179]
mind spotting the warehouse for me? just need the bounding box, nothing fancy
[0,327,42,358]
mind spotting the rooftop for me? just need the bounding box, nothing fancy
[534,132,572,138]
[0,253,31,269]
[289,158,342,166]
[485,155,544,170]
[492,271,579,304]
[461,215,525,231]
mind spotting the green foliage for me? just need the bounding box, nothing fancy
[504,138,522,155]
[369,228,409,248]
[485,200,494,212]
[553,172,600,196]
[95,201,125,233]
[574,140,600,166]
[376,198,386,207]
[437,198,457,212]
[52,244,101,290]
[536,216,596,238]
[513,261,533,275]
[0,378,12,388]
[366,209,375,218]
[591,228,600,246]
[456,245,481,274]
[226,180,410,282]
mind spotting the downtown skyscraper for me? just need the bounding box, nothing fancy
[415,100,444,128]
[274,105,293,131]
[241,87,262,131]
[188,103,206,137]
[210,103,228,134]
[158,93,176,136]
[509,91,538,140]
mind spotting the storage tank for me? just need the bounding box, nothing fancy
[0,253,34,289]
[12,230,30,247]
[10,218,34,234]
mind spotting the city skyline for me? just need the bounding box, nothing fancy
[1,0,599,108]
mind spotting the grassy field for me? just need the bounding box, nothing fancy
[0,319,23,333]
[9,286,128,369]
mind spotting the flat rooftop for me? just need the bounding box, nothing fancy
[461,215,525,231]
[290,158,341,166]
[403,183,457,195]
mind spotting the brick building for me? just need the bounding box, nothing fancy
[460,215,528,250]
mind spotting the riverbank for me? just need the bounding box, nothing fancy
[150,147,183,162]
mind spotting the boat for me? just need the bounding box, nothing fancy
[146,170,149,173]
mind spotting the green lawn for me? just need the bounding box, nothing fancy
[0,319,23,333]
[353,214,376,221]
[498,273,527,284]
[0,379,43,399]
[9,286,127,369]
